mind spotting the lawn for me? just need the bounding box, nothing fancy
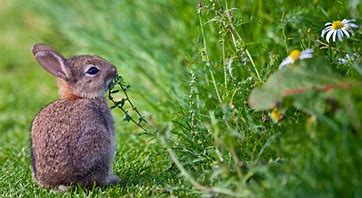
[0,0,361,197]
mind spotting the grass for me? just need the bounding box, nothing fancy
[0,0,361,197]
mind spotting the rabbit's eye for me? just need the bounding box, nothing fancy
[86,67,99,75]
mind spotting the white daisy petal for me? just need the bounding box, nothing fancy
[348,23,358,28]
[346,19,356,23]
[325,22,332,26]
[279,57,293,69]
[345,30,354,37]
[344,26,354,33]
[300,54,312,59]
[321,26,332,37]
[341,28,350,38]
[342,19,347,23]
[324,26,332,31]
[332,31,337,42]
[302,49,313,54]
[325,30,334,43]
[337,30,343,41]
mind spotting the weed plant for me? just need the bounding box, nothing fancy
[0,0,361,197]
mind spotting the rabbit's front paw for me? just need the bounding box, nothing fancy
[50,185,69,193]
[58,185,69,192]
[106,175,120,185]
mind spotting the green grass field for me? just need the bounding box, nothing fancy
[0,0,361,197]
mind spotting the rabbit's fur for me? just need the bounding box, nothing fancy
[30,44,119,190]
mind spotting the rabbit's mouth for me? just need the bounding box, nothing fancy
[105,79,113,90]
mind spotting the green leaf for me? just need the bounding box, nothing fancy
[110,89,120,93]
[248,58,359,111]
[115,99,125,107]
[123,114,132,122]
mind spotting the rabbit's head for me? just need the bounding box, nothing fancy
[32,44,117,99]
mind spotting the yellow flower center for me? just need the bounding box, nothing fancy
[271,108,283,123]
[289,50,301,61]
[332,20,343,30]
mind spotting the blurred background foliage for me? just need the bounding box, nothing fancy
[0,0,361,197]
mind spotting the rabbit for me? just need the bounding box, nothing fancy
[30,43,120,191]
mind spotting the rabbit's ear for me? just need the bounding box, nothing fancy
[32,44,71,80]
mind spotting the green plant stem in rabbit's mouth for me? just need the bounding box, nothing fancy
[108,74,148,131]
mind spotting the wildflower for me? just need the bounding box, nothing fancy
[279,49,313,69]
[321,19,358,43]
[270,107,284,123]
[336,53,359,65]
[306,115,317,129]
[306,115,317,138]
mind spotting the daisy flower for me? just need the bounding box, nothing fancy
[270,107,284,124]
[321,19,358,43]
[279,49,313,69]
[306,115,317,130]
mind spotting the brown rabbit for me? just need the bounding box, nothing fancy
[30,44,119,191]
